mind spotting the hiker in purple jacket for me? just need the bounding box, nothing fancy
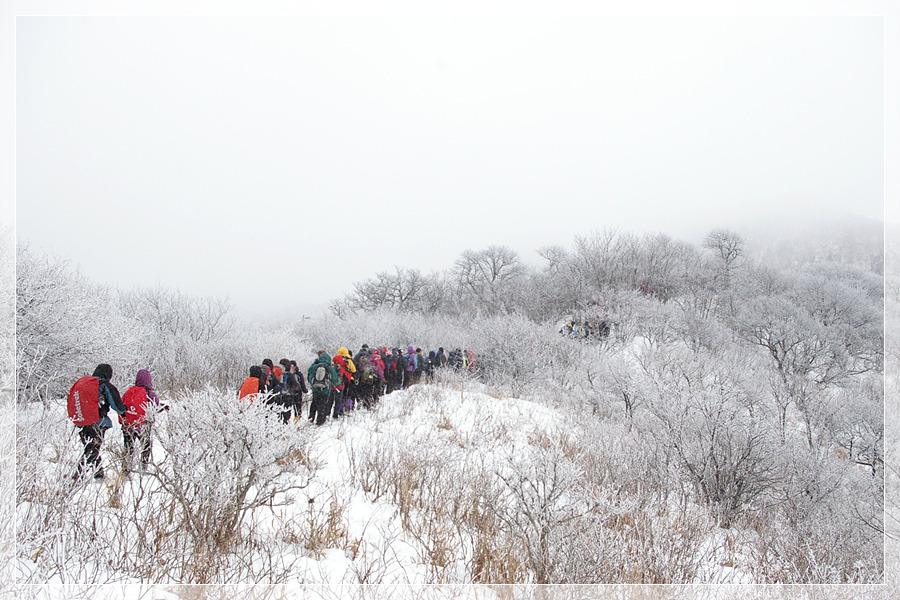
[404,345,418,388]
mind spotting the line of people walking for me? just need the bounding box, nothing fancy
[238,346,478,426]
[64,346,479,480]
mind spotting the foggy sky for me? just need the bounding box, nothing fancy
[10,4,893,319]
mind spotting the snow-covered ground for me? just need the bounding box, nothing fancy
[16,374,762,588]
[16,379,564,583]
[13,363,894,600]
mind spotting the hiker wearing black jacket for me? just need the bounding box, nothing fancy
[448,348,464,370]
[288,360,308,420]
[261,358,279,393]
[278,358,308,424]
[68,363,126,480]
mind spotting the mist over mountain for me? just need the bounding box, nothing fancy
[735,214,885,275]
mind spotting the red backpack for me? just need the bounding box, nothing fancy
[121,386,149,426]
[67,376,101,426]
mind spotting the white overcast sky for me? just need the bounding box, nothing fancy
[5,1,899,319]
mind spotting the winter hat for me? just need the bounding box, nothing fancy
[249,365,263,378]
[92,364,113,380]
[135,369,153,389]
[279,358,291,369]
[262,358,274,369]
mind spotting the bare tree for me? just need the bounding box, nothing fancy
[571,228,634,293]
[335,267,445,316]
[630,233,697,302]
[451,245,525,314]
[736,265,883,448]
[703,228,745,275]
[536,245,568,276]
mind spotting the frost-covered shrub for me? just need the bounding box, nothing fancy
[465,313,575,399]
[16,389,318,584]
[300,308,465,355]
[1,225,14,390]
[116,286,314,393]
[749,449,884,583]
[148,389,315,582]
[636,345,782,527]
[0,225,14,586]
[15,249,314,401]
[15,246,135,404]
[490,435,591,584]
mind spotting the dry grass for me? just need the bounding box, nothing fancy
[304,493,350,559]
[435,411,453,431]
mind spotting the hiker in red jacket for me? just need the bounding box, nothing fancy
[331,353,354,418]
[119,369,167,470]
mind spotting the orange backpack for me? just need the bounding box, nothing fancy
[239,377,260,403]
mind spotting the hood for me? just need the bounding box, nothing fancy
[318,352,332,364]
[333,355,346,367]
[407,345,415,354]
[337,347,351,359]
[135,369,153,389]
[92,363,113,381]
[249,365,263,378]
[262,358,274,369]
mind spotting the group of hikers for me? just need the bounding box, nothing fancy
[66,364,167,481]
[559,299,612,341]
[238,345,479,426]
[560,318,611,340]
[65,345,478,480]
